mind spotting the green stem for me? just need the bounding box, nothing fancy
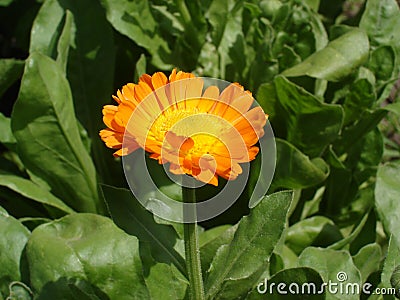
[183,185,205,300]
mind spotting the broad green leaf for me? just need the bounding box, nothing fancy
[342,79,375,125]
[26,213,149,299]
[282,29,369,81]
[0,207,30,297]
[199,225,233,247]
[143,256,188,300]
[286,216,342,255]
[205,191,293,299]
[334,109,387,155]
[56,9,73,72]
[360,0,400,52]
[259,76,343,157]
[11,52,101,213]
[352,128,384,184]
[0,113,16,149]
[277,45,302,72]
[100,185,186,276]
[29,0,65,57]
[299,247,362,300]
[381,236,400,290]
[384,102,400,116]
[100,0,171,68]
[375,162,400,247]
[328,211,370,250]
[368,46,396,86]
[352,243,381,283]
[280,245,299,270]
[0,173,74,215]
[200,225,237,275]
[0,59,24,98]
[247,267,325,299]
[273,139,329,190]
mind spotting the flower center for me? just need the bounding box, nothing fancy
[149,102,231,156]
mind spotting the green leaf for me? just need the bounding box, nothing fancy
[0,113,16,149]
[0,173,74,215]
[205,191,293,299]
[299,247,362,300]
[368,46,396,86]
[303,0,320,11]
[360,0,400,52]
[259,76,344,157]
[247,267,325,299]
[56,9,73,72]
[0,207,30,297]
[58,0,118,186]
[381,236,400,290]
[144,260,188,300]
[273,139,330,190]
[26,213,149,299]
[29,0,65,58]
[199,225,233,247]
[352,243,381,283]
[100,0,171,68]
[200,225,237,275]
[0,0,14,6]
[134,54,147,82]
[286,216,342,255]
[375,162,400,247]
[282,29,369,81]
[334,109,387,155]
[0,59,24,98]
[206,0,229,48]
[11,52,101,213]
[328,211,370,250]
[203,0,246,81]
[342,79,376,125]
[100,185,186,276]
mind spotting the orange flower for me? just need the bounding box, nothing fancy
[100,69,267,186]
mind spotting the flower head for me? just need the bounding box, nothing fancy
[100,69,267,186]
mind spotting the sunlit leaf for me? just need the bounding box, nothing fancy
[11,53,102,213]
[0,207,30,297]
[205,191,293,299]
[282,29,369,81]
[26,213,149,299]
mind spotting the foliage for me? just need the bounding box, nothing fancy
[1,0,400,299]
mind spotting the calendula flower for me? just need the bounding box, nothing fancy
[100,69,267,186]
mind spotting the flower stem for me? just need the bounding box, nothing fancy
[183,185,205,300]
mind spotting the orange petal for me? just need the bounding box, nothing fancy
[139,74,153,87]
[152,72,168,90]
